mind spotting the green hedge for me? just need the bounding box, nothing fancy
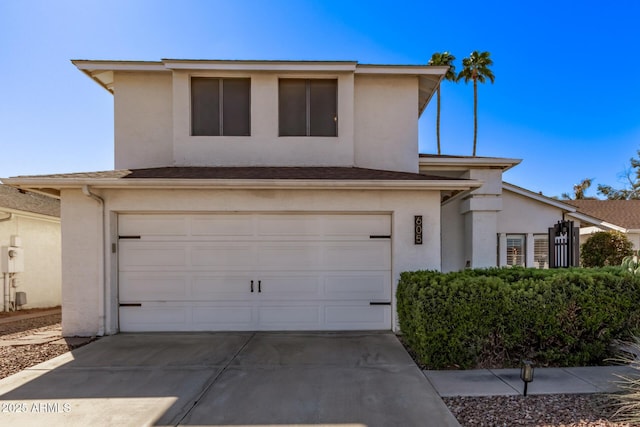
[397,268,640,369]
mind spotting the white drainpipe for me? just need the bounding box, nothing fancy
[82,185,105,336]
[3,274,9,312]
[1,213,13,312]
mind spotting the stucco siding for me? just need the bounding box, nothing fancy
[114,72,174,169]
[498,190,565,233]
[441,196,464,272]
[354,75,418,173]
[0,214,61,308]
[61,189,102,336]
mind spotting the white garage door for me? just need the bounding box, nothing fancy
[118,213,392,332]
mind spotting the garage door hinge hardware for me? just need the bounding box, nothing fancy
[119,235,141,239]
[369,301,391,305]
[251,280,254,293]
[119,303,142,307]
[369,235,391,239]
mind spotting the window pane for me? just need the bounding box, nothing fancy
[506,234,525,266]
[534,235,549,269]
[222,78,250,136]
[191,78,220,136]
[279,79,307,136]
[310,79,337,136]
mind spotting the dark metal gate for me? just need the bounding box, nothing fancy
[548,220,580,268]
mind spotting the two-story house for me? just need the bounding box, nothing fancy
[3,59,512,337]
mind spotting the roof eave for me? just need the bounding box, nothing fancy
[565,211,628,232]
[419,155,523,172]
[2,177,482,193]
[503,183,577,211]
[0,206,60,221]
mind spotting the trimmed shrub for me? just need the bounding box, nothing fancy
[581,231,633,267]
[397,268,640,369]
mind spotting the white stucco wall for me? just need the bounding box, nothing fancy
[498,189,568,268]
[0,213,61,308]
[498,190,565,233]
[114,72,174,169]
[354,75,419,173]
[111,69,422,172]
[171,70,356,167]
[60,187,441,336]
[441,196,465,272]
[60,190,102,336]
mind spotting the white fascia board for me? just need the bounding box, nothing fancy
[2,178,482,192]
[503,183,577,211]
[419,156,522,171]
[162,60,357,72]
[0,207,60,223]
[565,211,627,232]
[355,65,448,76]
[72,60,166,71]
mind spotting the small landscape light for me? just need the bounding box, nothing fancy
[520,360,534,396]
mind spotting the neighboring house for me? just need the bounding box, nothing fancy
[0,185,61,309]
[564,199,640,249]
[4,59,490,336]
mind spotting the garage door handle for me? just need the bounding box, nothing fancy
[251,280,254,293]
[258,280,262,293]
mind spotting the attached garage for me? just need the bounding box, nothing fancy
[5,166,478,336]
[118,213,392,331]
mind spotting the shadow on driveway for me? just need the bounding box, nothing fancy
[0,332,459,426]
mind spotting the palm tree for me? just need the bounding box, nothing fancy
[561,178,593,199]
[428,52,456,155]
[457,51,495,156]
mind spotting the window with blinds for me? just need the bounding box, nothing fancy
[506,234,525,266]
[533,234,549,269]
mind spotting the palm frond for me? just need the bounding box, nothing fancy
[428,51,457,81]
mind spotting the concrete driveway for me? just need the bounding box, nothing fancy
[0,332,459,426]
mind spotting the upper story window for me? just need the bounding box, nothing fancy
[191,77,250,136]
[279,79,337,137]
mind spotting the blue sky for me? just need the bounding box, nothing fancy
[1,0,638,198]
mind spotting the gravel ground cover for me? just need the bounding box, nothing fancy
[444,394,637,427]
[0,313,77,380]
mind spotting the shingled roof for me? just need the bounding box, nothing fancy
[565,200,640,230]
[12,166,455,181]
[0,185,60,217]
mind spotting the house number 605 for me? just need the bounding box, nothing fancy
[414,216,423,245]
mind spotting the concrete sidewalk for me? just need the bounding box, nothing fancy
[424,365,638,397]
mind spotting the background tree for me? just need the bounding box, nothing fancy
[597,150,640,199]
[580,231,633,267]
[428,52,456,155]
[561,178,594,200]
[457,51,495,156]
